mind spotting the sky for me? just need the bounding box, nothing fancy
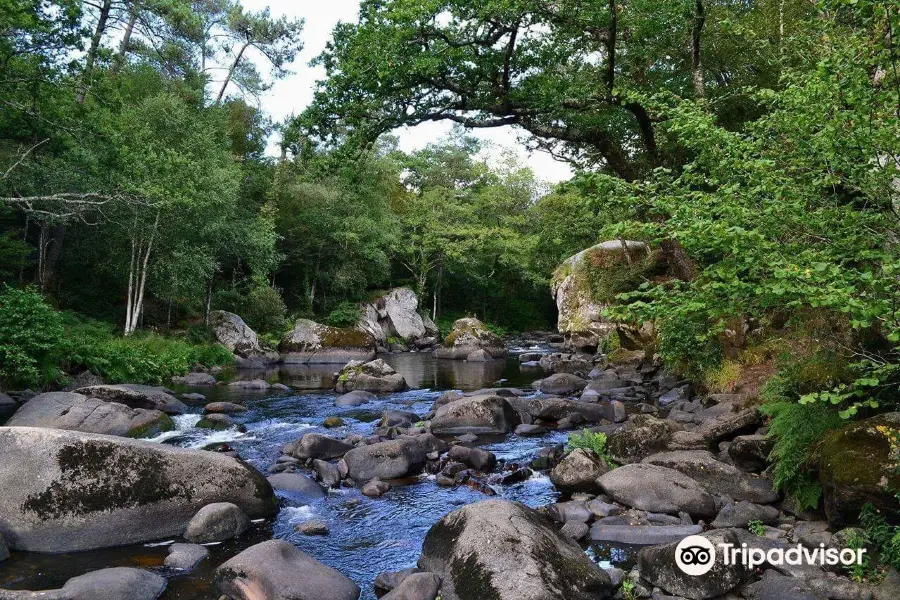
[238,1,574,183]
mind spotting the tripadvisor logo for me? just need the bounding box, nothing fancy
[674,534,867,576]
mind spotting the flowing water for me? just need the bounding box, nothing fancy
[0,347,629,599]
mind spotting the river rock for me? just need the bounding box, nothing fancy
[466,349,493,362]
[433,317,507,360]
[362,478,391,497]
[209,310,279,365]
[342,438,427,481]
[534,373,588,395]
[74,384,187,414]
[817,412,900,527]
[335,359,407,393]
[6,392,173,438]
[606,414,679,464]
[0,567,168,600]
[597,463,716,518]
[214,539,360,600]
[550,448,609,492]
[417,500,612,600]
[357,287,430,346]
[286,433,355,460]
[448,445,496,472]
[335,390,376,406]
[0,427,276,552]
[637,528,753,599]
[642,450,778,504]
[267,473,327,502]
[313,459,341,488]
[430,394,518,435]
[164,542,209,570]
[280,318,376,364]
[171,372,216,386]
[196,412,235,430]
[711,500,781,528]
[589,523,703,545]
[741,569,820,600]
[296,519,329,536]
[184,501,251,543]
[205,401,247,414]
[381,572,442,600]
[374,568,424,595]
[728,434,775,472]
[228,378,270,390]
[524,397,608,423]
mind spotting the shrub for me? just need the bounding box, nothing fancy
[0,285,65,388]
[657,314,723,380]
[566,429,611,464]
[702,360,742,393]
[859,504,900,573]
[325,301,362,328]
[243,285,287,334]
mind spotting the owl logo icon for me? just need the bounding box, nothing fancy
[675,535,716,576]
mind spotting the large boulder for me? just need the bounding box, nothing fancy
[6,392,174,438]
[184,502,251,543]
[551,240,648,352]
[637,528,753,599]
[433,317,506,360]
[285,433,354,460]
[597,463,716,518]
[209,310,279,365]
[341,438,428,481]
[643,450,778,504]
[73,384,187,415]
[534,373,588,396]
[430,394,519,435]
[334,359,407,393]
[214,539,360,600]
[280,318,376,364]
[606,414,680,464]
[0,567,167,600]
[357,287,430,346]
[0,427,277,552]
[817,412,900,527]
[417,500,613,600]
[550,448,609,492]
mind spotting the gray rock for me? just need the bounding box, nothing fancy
[0,532,8,561]
[6,392,173,438]
[607,415,679,464]
[362,478,391,497]
[335,359,407,393]
[417,500,612,600]
[598,463,716,518]
[466,349,493,362]
[524,397,608,423]
[0,427,275,552]
[433,317,507,360]
[74,384,187,414]
[535,373,588,395]
[589,523,703,545]
[342,438,428,481]
[204,402,247,414]
[0,567,167,600]
[642,450,778,504]
[448,445,496,471]
[514,423,547,436]
[550,448,609,492]
[374,568,423,595]
[181,392,206,402]
[267,473,327,502]
[381,572,442,600]
[287,433,354,460]
[184,502,251,543]
[228,378,270,390]
[171,372,216,386]
[637,529,753,599]
[548,501,592,523]
[711,501,781,528]
[741,569,820,600]
[313,459,341,488]
[210,310,279,364]
[295,519,329,536]
[357,287,430,347]
[658,384,691,406]
[214,539,360,600]
[196,412,235,430]
[560,521,590,540]
[728,434,774,472]
[164,543,209,570]
[335,390,376,406]
[430,394,519,435]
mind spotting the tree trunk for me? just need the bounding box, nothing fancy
[77,0,113,104]
[216,42,249,103]
[111,0,142,75]
[124,213,159,335]
[690,0,706,99]
[203,279,213,325]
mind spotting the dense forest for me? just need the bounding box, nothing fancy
[1,0,900,596]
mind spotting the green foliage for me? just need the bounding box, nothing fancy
[656,315,723,381]
[747,520,766,536]
[566,429,611,464]
[843,528,872,583]
[859,504,900,573]
[242,286,287,334]
[0,285,64,388]
[325,301,362,328]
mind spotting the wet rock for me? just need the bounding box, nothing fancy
[550,448,609,492]
[535,373,588,395]
[0,532,8,561]
[228,378,270,390]
[728,434,774,472]
[658,384,691,407]
[712,500,781,528]
[589,523,702,545]
[607,415,679,464]
[381,572,442,600]
[197,413,236,430]
[433,317,507,360]
[335,359,408,394]
[642,450,778,504]
[181,392,206,402]
[295,519,329,536]
[741,569,820,600]
[171,372,216,386]
[466,349,493,362]
[6,392,174,438]
[417,500,612,600]
[210,310,280,365]
[313,459,341,488]
[287,433,355,460]
[380,410,419,428]
[560,521,589,541]
[0,427,275,552]
[335,390,376,406]
[637,529,752,599]
[214,539,360,600]
[524,397,607,423]
[184,502,251,543]
[204,402,247,414]
[430,394,519,435]
[587,498,621,518]
[267,473,327,502]
[548,501,592,523]
[342,438,427,481]
[280,318,375,365]
[362,478,391,497]
[1,567,167,600]
[324,416,345,428]
[74,384,187,414]
[448,445,496,472]
[374,568,424,595]
[164,542,209,570]
[514,423,547,436]
[598,463,716,518]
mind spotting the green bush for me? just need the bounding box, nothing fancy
[566,429,612,464]
[243,285,287,334]
[0,285,65,388]
[657,314,723,381]
[859,504,900,573]
[325,301,362,328]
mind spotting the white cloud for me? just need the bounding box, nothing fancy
[238,1,573,183]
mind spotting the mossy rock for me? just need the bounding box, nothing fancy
[817,412,900,527]
[127,414,174,439]
[323,416,344,428]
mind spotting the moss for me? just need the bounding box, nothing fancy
[320,326,373,349]
[126,413,175,438]
[818,416,900,492]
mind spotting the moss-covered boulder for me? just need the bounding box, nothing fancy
[433,317,506,360]
[417,500,613,600]
[334,359,407,393]
[280,318,376,364]
[551,240,652,352]
[817,412,900,527]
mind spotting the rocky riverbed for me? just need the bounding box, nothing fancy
[0,334,897,600]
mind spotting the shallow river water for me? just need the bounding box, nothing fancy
[0,347,630,599]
